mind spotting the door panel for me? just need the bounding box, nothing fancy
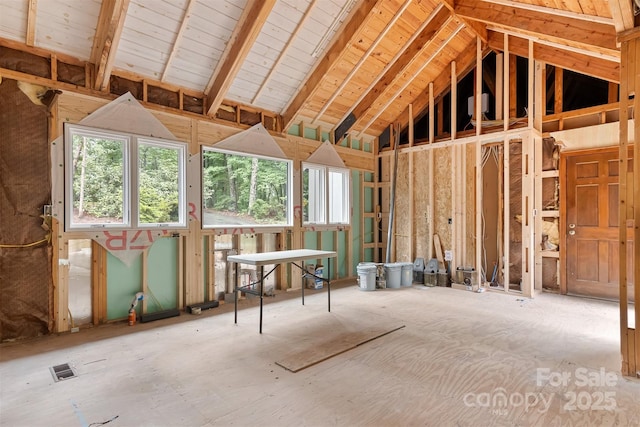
[565,149,634,301]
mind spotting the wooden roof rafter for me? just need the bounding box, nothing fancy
[161,0,195,82]
[455,0,619,59]
[607,0,635,32]
[281,0,383,131]
[26,0,37,47]
[489,27,620,62]
[310,0,414,125]
[333,4,448,139]
[357,22,466,137]
[336,6,452,136]
[90,0,130,91]
[205,0,276,117]
[482,0,614,25]
[395,37,483,133]
[486,31,620,83]
[441,0,488,43]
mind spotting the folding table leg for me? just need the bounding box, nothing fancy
[259,265,264,334]
[328,258,331,312]
[234,262,238,324]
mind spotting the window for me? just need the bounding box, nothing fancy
[303,165,325,223]
[202,148,292,228]
[302,163,350,225]
[64,124,187,230]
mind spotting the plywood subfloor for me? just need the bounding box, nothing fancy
[276,320,405,372]
[1,285,639,426]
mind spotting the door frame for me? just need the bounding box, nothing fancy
[560,145,634,296]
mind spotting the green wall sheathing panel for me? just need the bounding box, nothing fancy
[304,127,317,140]
[146,238,178,313]
[364,187,373,214]
[321,131,330,141]
[351,139,361,150]
[304,231,318,249]
[364,247,374,262]
[351,170,362,274]
[106,252,142,320]
[364,142,371,153]
[320,231,334,278]
[364,218,374,244]
[364,172,374,182]
[336,231,347,277]
[288,124,300,136]
[203,238,209,301]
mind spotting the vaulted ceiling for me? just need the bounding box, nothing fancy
[0,0,634,140]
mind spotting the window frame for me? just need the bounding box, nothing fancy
[302,162,351,226]
[64,123,187,231]
[201,147,293,229]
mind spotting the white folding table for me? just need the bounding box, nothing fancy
[227,249,337,333]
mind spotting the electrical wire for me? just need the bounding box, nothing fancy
[0,237,49,248]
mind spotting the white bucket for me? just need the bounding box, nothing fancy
[400,262,413,287]
[384,263,402,288]
[357,263,377,291]
[314,266,323,289]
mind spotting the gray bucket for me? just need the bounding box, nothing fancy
[437,271,450,287]
[400,262,413,287]
[425,272,437,287]
[357,263,377,291]
[384,263,402,288]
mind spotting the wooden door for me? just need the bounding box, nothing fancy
[565,149,634,301]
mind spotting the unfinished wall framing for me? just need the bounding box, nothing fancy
[617,32,639,377]
[41,89,374,334]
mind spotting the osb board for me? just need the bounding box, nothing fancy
[465,144,476,267]
[542,257,559,291]
[394,152,411,261]
[276,324,405,372]
[433,147,452,254]
[413,150,430,260]
[0,79,52,340]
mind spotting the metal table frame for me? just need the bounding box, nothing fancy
[227,249,337,333]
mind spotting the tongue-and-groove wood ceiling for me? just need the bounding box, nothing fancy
[0,0,633,139]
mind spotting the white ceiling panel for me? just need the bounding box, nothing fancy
[164,0,246,90]
[35,0,102,60]
[227,0,354,112]
[115,0,186,79]
[0,0,27,43]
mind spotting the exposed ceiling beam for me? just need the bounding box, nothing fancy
[488,26,620,62]
[455,0,618,58]
[205,0,276,116]
[311,0,413,125]
[281,0,382,131]
[395,40,481,133]
[161,0,195,82]
[343,7,452,135]
[487,31,620,83]
[90,0,130,91]
[26,0,37,47]
[607,0,635,32]
[357,23,466,137]
[252,0,318,105]
[482,0,614,25]
[335,4,449,137]
[441,0,488,43]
